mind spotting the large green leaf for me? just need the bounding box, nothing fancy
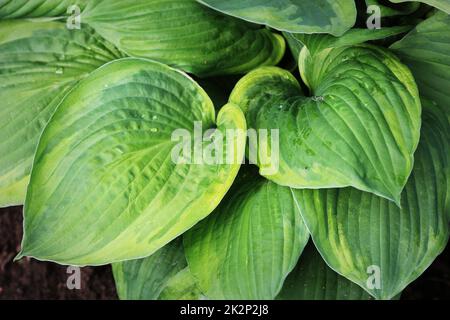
[184,168,309,299]
[277,242,373,300]
[113,238,202,300]
[0,0,88,18]
[80,0,284,77]
[391,12,450,119]
[230,44,421,204]
[18,58,247,266]
[158,267,204,300]
[291,26,412,57]
[366,0,420,18]
[296,102,449,299]
[0,20,122,207]
[282,32,303,64]
[389,0,450,14]
[196,0,357,36]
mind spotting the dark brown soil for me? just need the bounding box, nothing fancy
[0,206,449,300]
[0,206,117,300]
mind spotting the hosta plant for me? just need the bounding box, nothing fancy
[0,0,449,300]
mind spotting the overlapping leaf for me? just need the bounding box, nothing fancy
[113,238,202,300]
[196,0,357,36]
[158,267,203,300]
[18,58,246,266]
[391,12,450,119]
[0,0,88,18]
[277,242,373,300]
[367,0,420,17]
[389,0,450,14]
[184,168,309,300]
[80,0,285,77]
[291,26,412,57]
[296,102,449,299]
[282,32,303,64]
[230,44,421,203]
[0,20,123,207]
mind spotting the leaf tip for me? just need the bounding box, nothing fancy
[14,251,25,262]
[392,195,402,209]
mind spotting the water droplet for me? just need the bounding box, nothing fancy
[152,115,158,120]
[278,105,284,109]
[150,128,158,133]
[104,84,109,89]
[55,67,64,75]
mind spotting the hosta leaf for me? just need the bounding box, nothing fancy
[282,32,303,64]
[366,0,420,17]
[19,58,246,266]
[230,44,421,204]
[296,102,449,300]
[0,20,122,207]
[277,242,373,300]
[291,26,412,57]
[158,267,203,300]
[196,0,357,36]
[184,168,309,299]
[391,12,450,119]
[113,238,202,300]
[81,0,284,77]
[0,0,88,19]
[389,0,450,14]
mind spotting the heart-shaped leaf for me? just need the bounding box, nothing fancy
[18,58,246,266]
[0,20,123,207]
[0,0,88,18]
[196,0,357,36]
[295,102,449,299]
[184,168,309,299]
[81,0,285,77]
[113,238,202,300]
[391,11,450,120]
[277,242,374,300]
[230,44,421,204]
